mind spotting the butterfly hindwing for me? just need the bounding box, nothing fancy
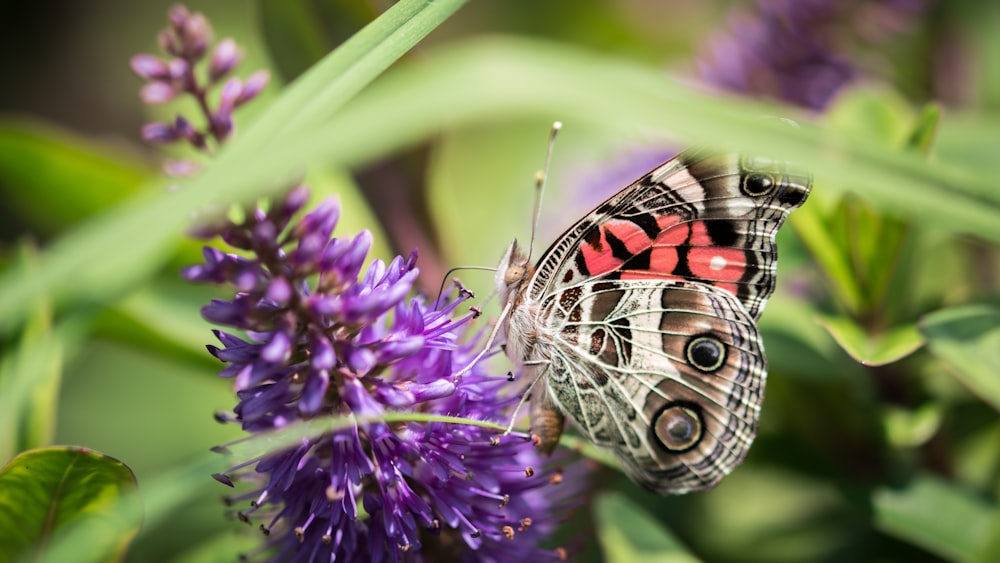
[536,278,765,494]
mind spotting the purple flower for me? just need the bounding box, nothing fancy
[130,5,268,153]
[697,0,930,110]
[134,7,583,560]
[580,1,930,209]
[188,194,582,561]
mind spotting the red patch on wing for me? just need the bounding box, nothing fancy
[605,219,652,255]
[620,214,687,280]
[581,242,622,276]
[687,247,747,298]
[655,216,689,246]
[582,220,650,276]
[688,221,713,246]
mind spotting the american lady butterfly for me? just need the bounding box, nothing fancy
[495,147,811,494]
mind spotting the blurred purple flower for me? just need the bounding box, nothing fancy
[698,0,931,110]
[130,4,269,158]
[575,0,930,210]
[187,194,581,561]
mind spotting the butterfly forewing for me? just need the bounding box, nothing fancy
[530,150,811,319]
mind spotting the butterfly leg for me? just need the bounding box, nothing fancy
[501,359,551,436]
[452,299,514,381]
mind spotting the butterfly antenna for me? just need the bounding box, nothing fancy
[525,121,562,264]
[433,265,497,308]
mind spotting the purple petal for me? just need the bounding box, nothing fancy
[130,54,170,80]
[261,331,292,363]
[140,122,178,143]
[238,70,270,103]
[139,81,177,104]
[209,38,241,81]
[300,370,330,414]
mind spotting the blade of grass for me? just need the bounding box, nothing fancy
[2,37,998,336]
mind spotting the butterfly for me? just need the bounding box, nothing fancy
[494,148,811,494]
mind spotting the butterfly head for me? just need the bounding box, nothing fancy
[495,238,532,304]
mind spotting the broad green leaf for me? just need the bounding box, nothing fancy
[594,492,700,563]
[873,474,997,561]
[0,447,140,563]
[34,455,217,563]
[0,119,151,233]
[817,315,925,366]
[920,305,1000,412]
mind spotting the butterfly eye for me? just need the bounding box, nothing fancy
[652,403,703,452]
[742,173,776,197]
[504,264,526,284]
[686,335,726,372]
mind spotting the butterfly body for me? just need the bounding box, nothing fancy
[496,149,811,495]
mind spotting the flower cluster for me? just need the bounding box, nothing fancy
[697,0,930,110]
[186,194,579,561]
[133,5,582,561]
[130,4,269,151]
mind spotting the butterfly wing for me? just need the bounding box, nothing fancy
[536,278,765,494]
[529,150,811,320]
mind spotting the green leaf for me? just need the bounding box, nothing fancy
[0,246,63,460]
[972,513,1000,563]
[882,403,944,448]
[3,35,1000,337]
[0,447,140,563]
[0,0,469,337]
[0,118,151,233]
[873,474,997,561]
[258,0,380,82]
[594,492,701,563]
[791,201,865,316]
[817,315,925,366]
[170,532,257,563]
[428,122,556,288]
[906,103,941,156]
[920,305,1000,412]
[303,164,391,261]
[238,0,471,154]
[825,88,916,147]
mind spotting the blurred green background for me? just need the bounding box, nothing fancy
[1,0,999,561]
